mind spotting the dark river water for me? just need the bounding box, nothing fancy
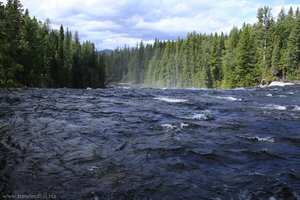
[0,85,300,200]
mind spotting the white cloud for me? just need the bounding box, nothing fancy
[273,4,300,18]
[134,0,261,34]
[3,0,299,50]
[22,0,118,19]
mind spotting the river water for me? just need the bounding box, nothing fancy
[0,85,300,199]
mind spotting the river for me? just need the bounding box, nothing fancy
[0,85,300,199]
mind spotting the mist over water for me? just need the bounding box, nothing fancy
[0,85,300,199]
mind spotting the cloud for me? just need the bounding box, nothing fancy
[3,0,298,50]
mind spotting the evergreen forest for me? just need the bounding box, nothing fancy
[1,0,300,89]
[0,0,105,88]
[106,6,300,88]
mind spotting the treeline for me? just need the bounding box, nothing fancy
[0,0,105,88]
[106,6,300,88]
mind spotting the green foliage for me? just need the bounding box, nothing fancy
[222,26,239,88]
[236,25,260,87]
[1,3,299,89]
[106,6,300,88]
[271,39,281,77]
[0,1,105,88]
[286,15,300,78]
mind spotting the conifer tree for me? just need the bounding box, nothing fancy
[278,7,286,21]
[271,39,281,77]
[0,2,6,86]
[287,15,300,78]
[222,26,239,88]
[257,6,274,75]
[236,25,260,87]
[0,1,106,88]
[2,0,24,86]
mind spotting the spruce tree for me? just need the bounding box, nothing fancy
[278,7,286,21]
[287,15,300,78]
[257,6,274,74]
[0,2,6,86]
[222,26,239,88]
[71,31,83,88]
[236,25,260,87]
[2,0,24,86]
[271,39,281,77]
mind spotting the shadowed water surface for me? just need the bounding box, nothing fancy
[0,85,300,199]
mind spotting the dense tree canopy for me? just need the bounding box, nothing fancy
[0,0,105,88]
[106,6,300,88]
[1,2,299,89]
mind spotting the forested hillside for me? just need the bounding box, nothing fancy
[0,0,105,88]
[106,6,300,88]
[1,1,299,89]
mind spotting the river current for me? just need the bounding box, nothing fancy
[0,85,300,199]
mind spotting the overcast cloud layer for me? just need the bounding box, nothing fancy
[6,0,299,50]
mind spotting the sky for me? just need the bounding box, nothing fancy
[4,0,300,50]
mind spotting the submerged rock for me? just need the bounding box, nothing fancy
[259,79,268,88]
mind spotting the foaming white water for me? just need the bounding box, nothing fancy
[266,93,273,97]
[188,112,213,121]
[233,87,246,90]
[185,87,209,91]
[278,95,287,98]
[154,97,187,103]
[268,81,295,87]
[180,123,189,128]
[263,104,286,110]
[191,114,209,120]
[250,137,274,143]
[120,86,131,89]
[161,124,178,130]
[216,96,243,101]
[87,166,98,171]
[161,123,189,130]
[262,104,300,111]
[293,105,300,111]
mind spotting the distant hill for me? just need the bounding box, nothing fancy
[98,49,113,54]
